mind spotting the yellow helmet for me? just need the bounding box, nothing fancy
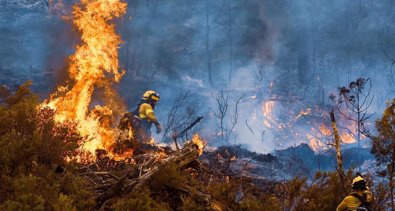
[352,175,367,190]
[142,90,160,101]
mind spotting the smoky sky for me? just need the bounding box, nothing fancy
[1,0,394,152]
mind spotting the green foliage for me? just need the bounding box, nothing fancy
[0,173,94,211]
[0,82,80,176]
[274,171,357,211]
[149,163,205,210]
[371,98,395,210]
[206,178,280,210]
[269,170,388,211]
[0,82,93,210]
[371,98,395,167]
[207,179,238,207]
[112,188,171,211]
[57,172,95,210]
[113,163,207,210]
[52,194,76,211]
[180,196,206,211]
[240,195,280,211]
[1,175,55,211]
[0,82,393,211]
[149,163,188,190]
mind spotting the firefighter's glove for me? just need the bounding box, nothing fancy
[155,123,162,134]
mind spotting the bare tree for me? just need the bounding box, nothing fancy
[214,90,228,143]
[371,99,395,210]
[329,77,374,172]
[227,95,242,143]
[213,90,242,144]
[162,91,199,143]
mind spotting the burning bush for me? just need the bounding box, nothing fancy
[0,82,93,210]
[0,81,80,174]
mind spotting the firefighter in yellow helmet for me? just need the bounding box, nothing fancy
[120,90,161,145]
[336,173,373,211]
[136,90,162,137]
[116,90,161,153]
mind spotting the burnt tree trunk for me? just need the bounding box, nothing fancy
[330,110,345,181]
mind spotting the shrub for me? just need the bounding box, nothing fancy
[0,82,92,209]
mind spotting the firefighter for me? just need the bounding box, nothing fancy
[336,173,373,211]
[117,90,161,151]
[134,90,162,140]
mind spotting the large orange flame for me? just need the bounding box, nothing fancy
[40,0,127,161]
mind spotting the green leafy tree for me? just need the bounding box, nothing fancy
[371,98,395,210]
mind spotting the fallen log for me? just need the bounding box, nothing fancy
[131,141,201,192]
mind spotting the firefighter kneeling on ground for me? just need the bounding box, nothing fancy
[117,90,162,150]
[336,173,373,211]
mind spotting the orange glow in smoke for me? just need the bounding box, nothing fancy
[260,99,358,152]
[262,101,275,128]
[306,121,357,151]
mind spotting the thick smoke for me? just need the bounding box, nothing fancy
[1,0,395,153]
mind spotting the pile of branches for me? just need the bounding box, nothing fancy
[76,142,227,210]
